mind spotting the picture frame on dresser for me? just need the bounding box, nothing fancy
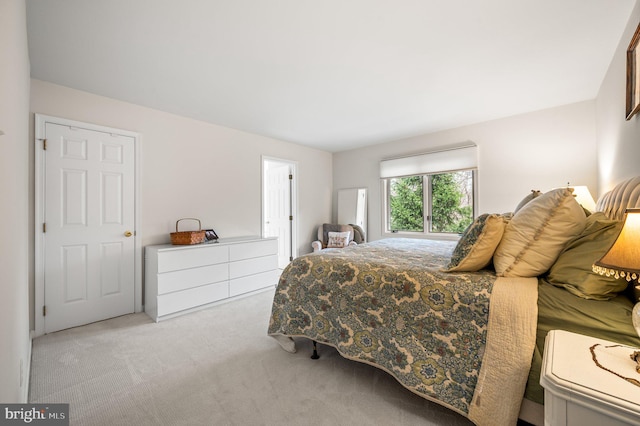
[204,229,219,241]
[626,21,640,120]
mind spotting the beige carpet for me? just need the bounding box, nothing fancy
[29,288,474,426]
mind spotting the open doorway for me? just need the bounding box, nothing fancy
[262,157,297,269]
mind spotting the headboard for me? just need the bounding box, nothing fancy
[595,176,640,220]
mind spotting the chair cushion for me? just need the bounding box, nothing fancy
[350,224,366,243]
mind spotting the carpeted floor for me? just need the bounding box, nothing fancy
[29,288,475,426]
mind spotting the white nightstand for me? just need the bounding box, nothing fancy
[540,330,640,425]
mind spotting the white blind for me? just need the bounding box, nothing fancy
[379,144,477,178]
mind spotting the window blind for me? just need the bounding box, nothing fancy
[379,144,477,178]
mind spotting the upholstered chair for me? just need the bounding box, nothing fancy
[311,223,365,252]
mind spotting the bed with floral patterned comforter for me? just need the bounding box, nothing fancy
[268,238,538,426]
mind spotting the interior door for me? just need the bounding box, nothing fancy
[263,160,293,268]
[42,123,135,333]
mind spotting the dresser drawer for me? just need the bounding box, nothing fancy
[229,254,277,279]
[230,269,280,297]
[157,281,229,316]
[157,244,228,273]
[157,263,229,294]
[145,237,277,321]
[229,239,277,261]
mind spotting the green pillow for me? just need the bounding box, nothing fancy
[514,189,541,213]
[547,212,628,300]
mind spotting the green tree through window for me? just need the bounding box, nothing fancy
[389,176,423,232]
[431,172,473,233]
[387,170,474,234]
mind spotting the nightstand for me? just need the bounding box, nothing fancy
[540,330,640,425]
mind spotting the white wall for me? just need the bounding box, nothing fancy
[597,0,640,192]
[334,101,598,242]
[29,79,332,322]
[0,0,32,402]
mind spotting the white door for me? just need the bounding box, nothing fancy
[263,159,296,268]
[42,123,136,333]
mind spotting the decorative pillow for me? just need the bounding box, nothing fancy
[546,212,627,300]
[327,231,350,248]
[321,224,353,248]
[493,188,587,277]
[445,213,508,272]
[514,190,542,213]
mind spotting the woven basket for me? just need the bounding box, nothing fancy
[170,218,206,245]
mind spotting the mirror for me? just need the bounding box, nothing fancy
[337,188,367,241]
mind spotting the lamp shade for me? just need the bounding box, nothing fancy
[553,184,596,211]
[571,186,596,212]
[593,208,640,281]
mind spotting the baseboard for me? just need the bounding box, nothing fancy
[21,331,34,403]
[519,398,543,426]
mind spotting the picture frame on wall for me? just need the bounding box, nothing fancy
[626,22,640,120]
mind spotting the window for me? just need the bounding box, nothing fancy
[388,175,424,232]
[430,171,474,233]
[380,144,478,236]
[385,170,475,234]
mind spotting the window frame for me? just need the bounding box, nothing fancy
[382,169,477,239]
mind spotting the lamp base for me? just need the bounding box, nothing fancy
[631,302,640,337]
[633,302,640,340]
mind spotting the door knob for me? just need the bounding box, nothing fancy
[124,231,133,237]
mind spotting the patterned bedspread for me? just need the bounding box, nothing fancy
[268,238,511,417]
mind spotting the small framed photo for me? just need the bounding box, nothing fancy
[204,229,219,241]
[626,22,640,120]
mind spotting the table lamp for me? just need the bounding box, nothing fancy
[593,208,640,349]
[571,185,597,212]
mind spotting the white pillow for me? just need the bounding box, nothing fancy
[327,231,350,248]
[493,188,587,277]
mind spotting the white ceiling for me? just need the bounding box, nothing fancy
[26,0,636,152]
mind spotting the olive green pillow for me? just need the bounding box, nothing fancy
[514,189,541,213]
[445,213,508,272]
[547,212,627,300]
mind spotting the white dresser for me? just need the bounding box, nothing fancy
[540,330,640,425]
[145,236,279,321]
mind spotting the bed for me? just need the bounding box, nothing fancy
[268,177,640,426]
